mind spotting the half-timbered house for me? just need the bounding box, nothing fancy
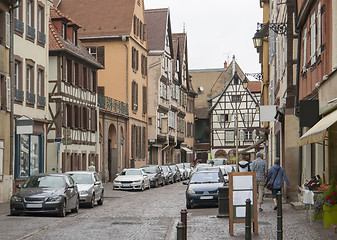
[47,7,103,173]
[209,59,261,163]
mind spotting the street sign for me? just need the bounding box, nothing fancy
[54,138,62,143]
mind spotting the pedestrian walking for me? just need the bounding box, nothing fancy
[238,156,250,172]
[88,161,96,172]
[265,158,290,210]
[251,152,268,211]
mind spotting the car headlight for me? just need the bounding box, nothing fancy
[47,196,63,202]
[134,180,142,183]
[150,177,155,181]
[187,189,195,194]
[114,180,121,183]
[80,190,88,195]
[11,196,22,202]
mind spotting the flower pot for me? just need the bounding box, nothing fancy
[312,211,323,220]
[323,204,337,229]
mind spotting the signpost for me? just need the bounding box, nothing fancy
[228,171,258,236]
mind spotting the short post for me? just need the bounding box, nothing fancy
[277,191,283,240]
[245,199,252,240]
[180,209,187,240]
[217,186,229,218]
[176,221,185,240]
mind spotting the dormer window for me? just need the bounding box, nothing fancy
[73,29,77,45]
[62,23,67,40]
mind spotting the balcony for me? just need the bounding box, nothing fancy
[26,92,35,105]
[15,89,24,102]
[37,95,46,107]
[15,19,24,33]
[98,94,128,116]
[38,31,46,45]
[27,25,35,39]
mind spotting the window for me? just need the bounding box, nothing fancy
[0,75,5,110]
[83,67,87,89]
[302,28,307,71]
[141,54,147,76]
[37,68,44,96]
[37,4,45,45]
[87,46,104,66]
[14,1,23,34]
[74,63,79,85]
[225,131,234,142]
[231,95,241,103]
[62,23,67,40]
[73,29,77,45]
[66,59,72,83]
[17,134,42,178]
[132,47,139,71]
[0,10,10,47]
[310,11,316,65]
[132,81,138,111]
[26,65,34,93]
[169,111,176,129]
[27,0,33,27]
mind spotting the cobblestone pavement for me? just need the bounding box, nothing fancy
[0,182,336,239]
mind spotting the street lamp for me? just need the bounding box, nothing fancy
[252,30,264,48]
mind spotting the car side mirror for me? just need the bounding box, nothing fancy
[116,173,119,177]
[182,181,188,185]
[16,184,22,189]
[68,184,75,188]
[94,181,101,185]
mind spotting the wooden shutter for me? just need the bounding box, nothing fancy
[131,125,135,158]
[62,103,67,127]
[71,105,75,128]
[97,46,105,66]
[142,126,146,158]
[5,12,10,48]
[143,86,147,114]
[91,108,96,131]
[136,82,138,110]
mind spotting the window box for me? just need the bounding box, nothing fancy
[27,25,35,39]
[26,92,35,105]
[15,89,24,102]
[37,95,45,107]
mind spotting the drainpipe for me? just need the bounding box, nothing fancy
[122,36,129,168]
[9,0,21,184]
[294,0,302,187]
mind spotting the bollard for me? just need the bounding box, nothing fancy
[277,191,283,240]
[180,209,187,240]
[176,221,185,240]
[245,199,252,240]
[217,186,229,218]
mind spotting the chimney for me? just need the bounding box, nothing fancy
[224,61,227,68]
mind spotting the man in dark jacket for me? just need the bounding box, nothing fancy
[266,158,290,210]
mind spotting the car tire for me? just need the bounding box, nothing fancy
[141,183,145,191]
[71,196,79,213]
[58,200,67,217]
[161,179,165,186]
[186,203,192,209]
[10,211,19,216]
[97,192,104,205]
[147,183,151,189]
[89,194,95,208]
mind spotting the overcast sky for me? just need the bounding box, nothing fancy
[144,0,263,74]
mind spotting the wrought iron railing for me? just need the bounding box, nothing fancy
[37,95,46,107]
[15,19,24,33]
[15,88,24,102]
[27,25,35,39]
[26,92,35,105]
[98,94,128,116]
[38,31,45,45]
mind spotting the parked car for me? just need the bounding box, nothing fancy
[207,158,228,166]
[184,170,225,209]
[141,165,164,187]
[10,173,79,217]
[66,171,104,207]
[176,163,188,180]
[169,164,182,182]
[183,163,193,179]
[219,165,236,183]
[191,163,212,175]
[161,166,174,184]
[113,168,150,191]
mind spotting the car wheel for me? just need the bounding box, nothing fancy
[71,196,79,213]
[10,211,20,216]
[147,182,151,189]
[161,179,165,186]
[58,200,67,217]
[97,192,104,205]
[186,203,192,209]
[141,183,145,191]
[89,194,95,208]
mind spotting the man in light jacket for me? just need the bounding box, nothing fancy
[266,158,290,210]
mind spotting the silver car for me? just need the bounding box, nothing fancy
[66,171,104,208]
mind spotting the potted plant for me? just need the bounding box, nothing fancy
[315,179,337,229]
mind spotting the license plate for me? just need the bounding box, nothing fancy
[122,184,131,187]
[200,196,213,200]
[26,203,42,208]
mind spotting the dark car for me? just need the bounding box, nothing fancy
[10,173,79,217]
[169,164,182,182]
[66,171,104,208]
[141,165,164,187]
[184,170,225,209]
[161,166,174,184]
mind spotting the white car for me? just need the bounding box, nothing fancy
[113,168,150,191]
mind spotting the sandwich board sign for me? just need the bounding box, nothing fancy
[228,171,258,236]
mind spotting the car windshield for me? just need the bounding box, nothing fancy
[184,163,191,168]
[162,167,169,173]
[23,175,65,188]
[69,173,94,184]
[190,172,221,184]
[141,166,157,174]
[207,159,227,166]
[121,169,142,175]
[222,165,235,173]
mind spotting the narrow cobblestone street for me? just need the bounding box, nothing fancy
[0,182,336,239]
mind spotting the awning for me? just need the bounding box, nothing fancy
[181,147,193,154]
[299,109,337,146]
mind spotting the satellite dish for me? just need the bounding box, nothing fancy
[199,86,204,92]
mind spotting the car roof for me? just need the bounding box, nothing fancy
[32,173,67,177]
[66,171,94,174]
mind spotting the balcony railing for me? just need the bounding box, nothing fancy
[37,95,46,107]
[98,95,128,116]
[27,25,35,39]
[15,19,24,33]
[15,88,24,102]
[38,31,46,45]
[26,92,35,105]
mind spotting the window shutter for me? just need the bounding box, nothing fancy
[143,86,147,114]
[303,28,307,70]
[97,46,105,66]
[136,50,139,71]
[62,103,67,127]
[6,76,10,111]
[136,82,138,110]
[91,109,96,131]
[131,125,135,158]
[317,1,322,56]
[310,12,316,65]
[5,12,10,48]
[142,127,145,158]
